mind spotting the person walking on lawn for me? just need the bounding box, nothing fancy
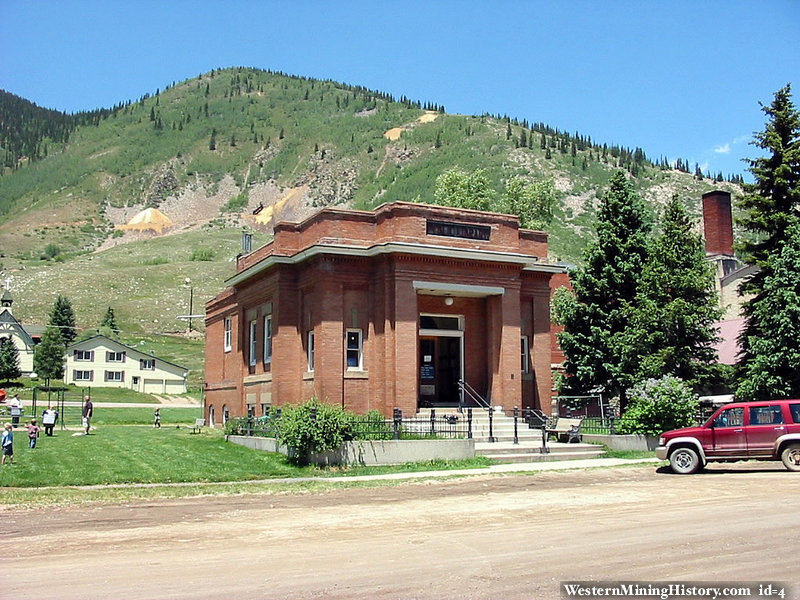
[1,423,13,465]
[27,419,40,449]
[82,396,93,435]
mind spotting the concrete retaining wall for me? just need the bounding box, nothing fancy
[226,436,475,466]
[583,433,659,451]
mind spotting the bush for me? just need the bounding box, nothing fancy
[276,399,355,465]
[190,247,215,261]
[617,376,698,436]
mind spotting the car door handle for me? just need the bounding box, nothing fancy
[733,428,743,433]
[775,426,785,431]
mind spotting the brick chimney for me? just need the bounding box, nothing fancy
[702,190,734,256]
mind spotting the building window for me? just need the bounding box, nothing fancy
[345,329,363,370]
[74,350,93,361]
[223,317,232,352]
[249,319,258,367]
[263,314,273,364]
[73,370,93,381]
[521,336,530,374]
[106,351,125,362]
[140,359,155,370]
[104,371,124,382]
[307,330,315,372]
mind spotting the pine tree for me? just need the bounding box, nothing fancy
[33,326,65,381]
[737,84,800,373]
[49,295,77,345]
[100,306,119,333]
[553,171,651,408]
[625,196,722,388]
[737,221,800,400]
[209,129,217,151]
[0,337,21,382]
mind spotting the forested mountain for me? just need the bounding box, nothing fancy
[0,67,742,333]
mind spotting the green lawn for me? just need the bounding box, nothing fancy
[0,425,311,488]
[0,421,495,491]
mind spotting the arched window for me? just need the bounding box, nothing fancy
[208,406,216,428]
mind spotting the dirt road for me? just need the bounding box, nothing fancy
[3,463,797,600]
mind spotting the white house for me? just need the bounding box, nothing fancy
[64,335,188,394]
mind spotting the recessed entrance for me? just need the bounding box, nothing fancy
[418,314,464,408]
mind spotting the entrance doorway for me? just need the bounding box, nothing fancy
[418,335,462,407]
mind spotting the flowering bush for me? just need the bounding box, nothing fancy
[617,376,698,436]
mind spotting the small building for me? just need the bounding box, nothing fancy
[64,335,188,394]
[205,201,563,426]
[0,288,44,375]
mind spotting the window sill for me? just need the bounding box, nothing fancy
[344,370,369,380]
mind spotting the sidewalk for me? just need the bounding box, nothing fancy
[64,457,662,491]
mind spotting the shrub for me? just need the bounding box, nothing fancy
[617,376,698,436]
[276,399,355,465]
[190,247,215,261]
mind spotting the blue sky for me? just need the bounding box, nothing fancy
[1,0,798,179]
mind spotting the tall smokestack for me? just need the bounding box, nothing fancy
[702,190,734,256]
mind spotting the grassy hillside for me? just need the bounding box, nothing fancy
[0,67,743,344]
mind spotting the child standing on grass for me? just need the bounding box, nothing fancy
[153,407,161,428]
[27,419,40,449]
[1,423,13,464]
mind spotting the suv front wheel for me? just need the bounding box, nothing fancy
[780,443,800,472]
[669,447,702,474]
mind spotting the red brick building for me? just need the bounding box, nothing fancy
[204,202,563,425]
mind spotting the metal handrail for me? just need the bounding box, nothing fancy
[456,379,491,412]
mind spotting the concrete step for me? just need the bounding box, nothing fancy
[474,441,606,463]
[478,450,607,464]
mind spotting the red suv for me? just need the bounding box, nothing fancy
[656,400,800,474]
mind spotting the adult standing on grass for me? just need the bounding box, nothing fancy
[9,394,22,427]
[82,395,93,435]
[1,423,13,464]
[42,406,57,436]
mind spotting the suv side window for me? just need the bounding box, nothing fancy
[713,407,744,428]
[749,405,783,425]
[790,404,800,424]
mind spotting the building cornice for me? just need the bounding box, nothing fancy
[226,242,564,287]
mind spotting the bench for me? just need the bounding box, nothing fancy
[190,418,206,434]
[546,417,583,443]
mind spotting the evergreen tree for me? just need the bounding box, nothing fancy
[100,306,119,333]
[33,326,65,381]
[553,171,651,408]
[737,221,800,400]
[49,295,77,345]
[737,84,800,372]
[0,337,21,382]
[625,196,722,387]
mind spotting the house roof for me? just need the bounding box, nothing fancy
[66,334,189,372]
